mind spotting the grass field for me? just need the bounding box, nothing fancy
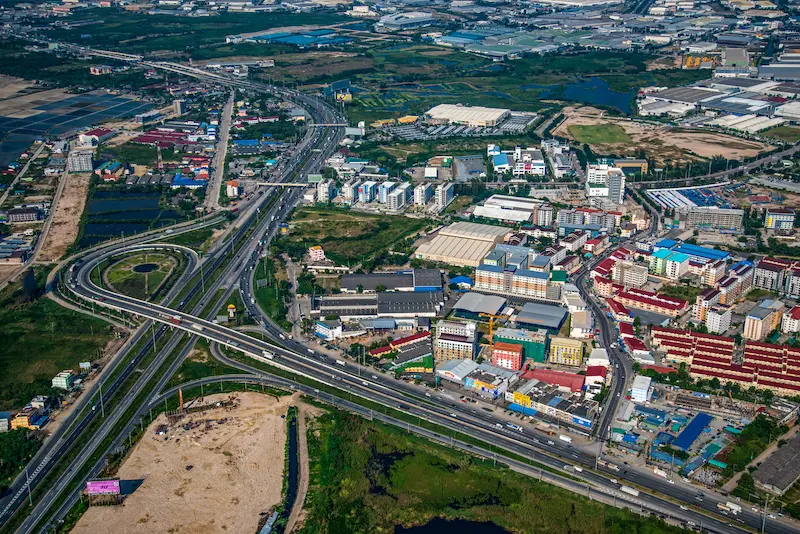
[301,410,687,533]
[276,207,428,267]
[167,339,239,388]
[101,143,180,167]
[162,225,221,252]
[253,257,292,331]
[658,284,703,304]
[104,252,179,301]
[0,272,112,410]
[763,125,800,143]
[567,124,632,144]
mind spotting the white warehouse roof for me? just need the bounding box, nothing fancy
[425,104,510,126]
[473,205,532,222]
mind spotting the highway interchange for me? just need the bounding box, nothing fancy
[0,38,798,534]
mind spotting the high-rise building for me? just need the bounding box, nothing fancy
[766,208,796,230]
[611,260,648,288]
[782,306,800,334]
[536,204,554,227]
[586,164,625,204]
[174,99,187,115]
[435,183,455,210]
[414,183,433,205]
[317,180,334,203]
[693,288,721,322]
[492,342,524,370]
[649,250,689,280]
[358,181,377,203]
[387,185,410,211]
[706,304,732,334]
[342,180,360,203]
[744,307,774,341]
[548,337,583,367]
[434,320,477,361]
[378,181,396,203]
[687,207,744,232]
[493,327,548,363]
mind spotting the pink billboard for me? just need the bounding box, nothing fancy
[86,479,120,495]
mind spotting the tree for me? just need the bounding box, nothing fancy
[357,284,364,294]
[710,377,721,389]
[375,284,386,293]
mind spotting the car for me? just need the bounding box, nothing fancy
[547,440,555,445]
[680,506,688,511]
[769,514,776,519]
[667,479,674,484]
[425,392,431,397]
[610,479,618,484]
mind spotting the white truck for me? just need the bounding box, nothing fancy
[653,467,668,478]
[191,324,204,332]
[727,502,742,515]
[335,359,346,367]
[620,486,640,498]
[262,350,274,360]
[559,434,572,444]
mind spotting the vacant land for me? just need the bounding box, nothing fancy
[763,125,800,143]
[277,207,427,266]
[0,272,112,410]
[300,411,686,533]
[658,284,702,304]
[555,106,772,163]
[104,252,178,301]
[568,124,632,145]
[38,172,91,262]
[73,392,296,534]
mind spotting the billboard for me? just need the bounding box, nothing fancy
[86,479,121,495]
[335,93,353,102]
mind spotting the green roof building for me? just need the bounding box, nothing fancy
[494,327,548,363]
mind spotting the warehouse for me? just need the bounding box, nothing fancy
[425,104,510,128]
[473,205,532,223]
[753,434,800,495]
[673,412,714,452]
[415,222,509,267]
[339,268,442,293]
[376,291,444,318]
[513,302,568,331]
[452,292,506,319]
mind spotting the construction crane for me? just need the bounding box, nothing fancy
[479,312,506,352]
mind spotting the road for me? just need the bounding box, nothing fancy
[4,37,797,534]
[205,90,234,211]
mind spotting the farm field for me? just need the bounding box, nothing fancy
[763,125,800,143]
[0,271,113,410]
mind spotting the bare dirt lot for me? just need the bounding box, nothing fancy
[0,75,33,101]
[73,392,298,534]
[554,106,773,163]
[38,172,91,262]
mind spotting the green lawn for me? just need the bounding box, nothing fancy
[300,410,688,534]
[763,126,800,143]
[254,257,292,331]
[162,225,220,252]
[658,284,703,304]
[166,339,239,388]
[0,273,113,410]
[274,207,428,268]
[567,124,632,145]
[745,288,778,302]
[104,252,179,301]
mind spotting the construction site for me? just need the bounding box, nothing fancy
[72,391,302,534]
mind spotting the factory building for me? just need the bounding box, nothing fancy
[415,222,508,267]
[68,151,94,173]
[766,208,796,230]
[493,327,548,363]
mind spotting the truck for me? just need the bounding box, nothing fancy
[726,502,742,515]
[506,422,522,432]
[335,359,346,367]
[170,315,182,325]
[620,486,640,498]
[717,503,731,514]
[559,434,572,444]
[190,324,204,332]
[653,467,668,478]
[262,350,274,360]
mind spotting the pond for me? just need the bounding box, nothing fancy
[522,77,635,114]
[132,263,158,273]
[395,518,510,534]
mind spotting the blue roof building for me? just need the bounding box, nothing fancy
[493,153,510,169]
[672,243,730,263]
[674,412,713,451]
[654,239,678,250]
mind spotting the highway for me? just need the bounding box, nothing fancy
[0,56,345,531]
[3,37,797,534]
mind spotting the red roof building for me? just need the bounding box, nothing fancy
[522,369,585,392]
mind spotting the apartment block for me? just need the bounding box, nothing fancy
[435,182,455,210]
[782,306,800,334]
[434,320,477,361]
[766,208,796,230]
[492,341,524,370]
[611,260,648,288]
[754,257,800,298]
[693,288,721,322]
[686,207,744,232]
[706,304,732,335]
[414,183,433,206]
[717,261,754,304]
[649,249,689,280]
